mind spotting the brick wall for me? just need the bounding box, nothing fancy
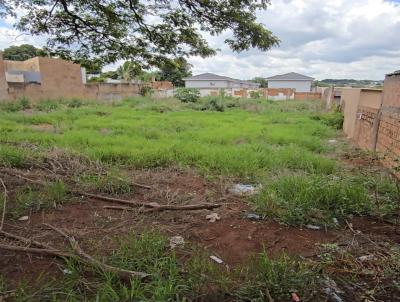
[351,72,400,173]
[376,110,400,170]
[294,92,322,100]
[354,105,379,150]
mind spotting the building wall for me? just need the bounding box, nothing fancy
[38,57,86,99]
[342,88,361,138]
[359,90,382,109]
[268,80,312,92]
[185,80,229,89]
[294,92,322,100]
[4,57,40,72]
[376,73,400,172]
[0,54,7,100]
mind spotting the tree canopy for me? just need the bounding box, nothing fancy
[2,44,46,61]
[252,77,268,88]
[158,57,192,87]
[0,0,279,69]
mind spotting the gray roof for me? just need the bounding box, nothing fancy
[183,73,233,81]
[266,72,314,81]
[183,73,260,86]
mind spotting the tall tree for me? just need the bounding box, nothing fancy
[252,77,268,88]
[158,57,192,87]
[0,1,279,68]
[117,61,141,81]
[2,44,45,61]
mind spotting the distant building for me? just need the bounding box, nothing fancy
[266,72,314,93]
[183,73,260,96]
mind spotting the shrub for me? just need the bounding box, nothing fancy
[139,85,154,96]
[311,111,344,130]
[67,98,83,108]
[0,97,31,112]
[249,91,261,99]
[174,88,200,103]
[18,97,31,110]
[36,99,59,111]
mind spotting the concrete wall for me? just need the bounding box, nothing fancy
[185,80,229,89]
[0,54,7,100]
[342,88,361,138]
[4,57,40,72]
[342,88,382,139]
[0,56,172,102]
[294,92,322,100]
[38,57,86,99]
[268,80,312,92]
[348,72,400,175]
[375,73,400,172]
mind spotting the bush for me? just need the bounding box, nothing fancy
[249,91,261,99]
[0,97,31,112]
[36,99,59,111]
[174,88,200,103]
[311,111,344,130]
[139,85,154,96]
[18,97,31,110]
[202,97,225,112]
[67,98,83,108]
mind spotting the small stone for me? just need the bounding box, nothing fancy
[206,213,221,223]
[244,213,261,220]
[169,236,185,249]
[229,184,262,196]
[210,255,223,264]
[18,216,29,221]
[305,224,321,230]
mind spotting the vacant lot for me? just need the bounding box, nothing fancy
[0,97,399,301]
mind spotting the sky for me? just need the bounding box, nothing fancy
[0,0,399,80]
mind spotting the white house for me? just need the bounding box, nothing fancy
[183,73,260,96]
[266,72,314,92]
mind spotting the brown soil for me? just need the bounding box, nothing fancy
[0,165,399,300]
[0,167,339,283]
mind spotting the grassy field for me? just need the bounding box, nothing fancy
[0,96,399,301]
[0,97,396,225]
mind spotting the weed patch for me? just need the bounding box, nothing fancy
[235,253,319,301]
[253,174,373,226]
[76,170,132,194]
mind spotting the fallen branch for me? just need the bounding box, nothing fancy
[0,243,72,258]
[0,178,7,231]
[0,230,56,250]
[44,223,149,279]
[103,202,221,212]
[131,182,152,190]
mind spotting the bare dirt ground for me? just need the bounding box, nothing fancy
[0,150,399,301]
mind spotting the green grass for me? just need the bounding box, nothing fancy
[0,96,398,225]
[75,169,132,195]
[2,231,228,301]
[235,253,319,301]
[252,174,372,226]
[8,180,70,219]
[0,98,337,178]
[0,230,322,301]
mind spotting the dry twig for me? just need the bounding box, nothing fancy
[0,178,7,231]
[44,223,149,279]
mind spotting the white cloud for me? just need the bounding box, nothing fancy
[1,0,399,80]
[190,0,400,80]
